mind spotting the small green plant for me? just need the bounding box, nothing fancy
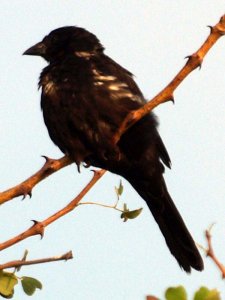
[0,270,42,298]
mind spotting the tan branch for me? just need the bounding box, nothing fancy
[0,169,106,251]
[0,251,73,270]
[113,14,225,145]
[0,156,72,205]
[205,228,225,278]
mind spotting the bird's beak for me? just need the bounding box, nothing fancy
[23,42,46,56]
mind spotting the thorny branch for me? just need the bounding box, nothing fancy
[0,251,73,270]
[0,156,72,205]
[0,169,106,251]
[0,15,224,254]
[113,14,225,144]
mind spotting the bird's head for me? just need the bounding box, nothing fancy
[23,26,104,62]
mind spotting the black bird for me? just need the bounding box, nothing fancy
[24,26,203,272]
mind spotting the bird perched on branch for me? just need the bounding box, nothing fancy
[24,26,203,272]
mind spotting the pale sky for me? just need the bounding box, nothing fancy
[0,1,225,299]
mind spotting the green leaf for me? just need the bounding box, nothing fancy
[206,289,221,300]
[194,287,210,300]
[194,286,221,300]
[21,276,42,296]
[115,180,123,197]
[0,270,18,298]
[0,293,13,299]
[121,207,143,222]
[165,286,187,300]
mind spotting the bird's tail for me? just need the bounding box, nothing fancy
[125,176,204,272]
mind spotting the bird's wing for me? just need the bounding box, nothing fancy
[90,54,171,168]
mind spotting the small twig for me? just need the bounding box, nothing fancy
[0,156,72,205]
[113,14,225,145]
[0,251,73,270]
[205,228,225,278]
[78,201,124,213]
[15,249,29,272]
[0,169,106,251]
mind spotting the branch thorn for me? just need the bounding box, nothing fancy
[169,95,175,104]
[41,155,50,162]
[21,190,32,200]
[184,55,191,60]
[207,25,213,33]
[31,220,45,239]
